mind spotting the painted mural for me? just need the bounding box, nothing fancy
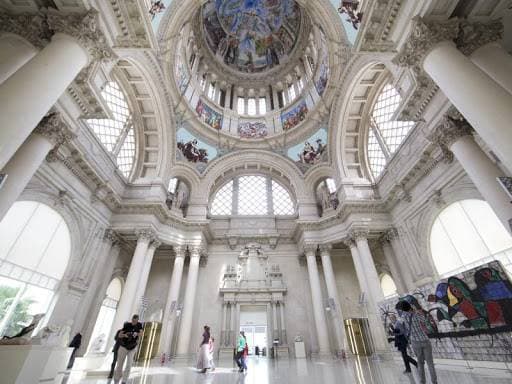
[202,0,301,73]
[176,127,218,172]
[315,29,329,96]
[287,127,327,172]
[175,60,189,94]
[238,121,268,138]
[280,99,308,131]
[149,1,166,19]
[379,261,512,340]
[196,99,223,130]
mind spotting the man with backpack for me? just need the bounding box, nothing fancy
[108,329,122,379]
[113,314,143,384]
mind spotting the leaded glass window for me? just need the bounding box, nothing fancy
[271,181,295,215]
[366,83,414,179]
[86,81,136,178]
[211,181,233,215]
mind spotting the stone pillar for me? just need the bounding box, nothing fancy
[319,244,348,353]
[304,245,330,355]
[159,246,186,356]
[221,303,228,346]
[176,246,202,355]
[346,235,388,352]
[111,229,154,331]
[0,10,113,170]
[0,33,38,84]
[432,112,512,232]
[385,228,416,291]
[0,112,73,221]
[132,240,161,315]
[379,234,407,295]
[394,17,512,172]
[279,303,286,344]
[272,302,278,340]
[472,42,512,95]
[230,302,236,346]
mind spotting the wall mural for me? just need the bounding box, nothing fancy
[196,99,223,130]
[238,121,268,138]
[175,60,189,94]
[176,127,218,172]
[380,261,512,339]
[280,99,308,131]
[202,0,301,73]
[315,29,329,96]
[287,127,327,172]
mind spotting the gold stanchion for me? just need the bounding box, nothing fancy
[344,318,373,356]
[136,322,162,362]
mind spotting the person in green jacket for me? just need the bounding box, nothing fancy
[235,331,247,372]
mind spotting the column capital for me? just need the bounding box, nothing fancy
[173,245,186,258]
[393,16,459,74]
[318,244,332,255]
[33,112,75,146]
[103,228,121,247]
[430,108,473,148]
[350,228,369,242]
[135,228,156,243]
[303,244,317,256]
[149,239,162,250]
[379,228,398,245]
[455,19,503,56]
[343,238,356,249]
[46,9,115,62]
[188,245,204,258]
[0,12,51,48]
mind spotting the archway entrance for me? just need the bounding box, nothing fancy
[240,305,268,356]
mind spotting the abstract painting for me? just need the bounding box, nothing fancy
[196,99,223,130]
[281,99,308,131]
[238,121,268,138]
[202,0,301,73]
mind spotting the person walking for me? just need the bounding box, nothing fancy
[108,329,122,379]
[114,314,143,384]
[197,325,211,373]
[66,333,82,369]
[389,314,417,373]
[235,331,247,372]
[242,334,248,372]
[396,301,438,384]
[208,336,216,371]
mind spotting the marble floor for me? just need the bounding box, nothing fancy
[62,356,512,384]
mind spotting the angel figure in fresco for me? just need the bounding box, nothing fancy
[299,139,326,164]
[338,0,363,30]
[149,1,166,20]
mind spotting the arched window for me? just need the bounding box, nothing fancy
[86,81,136,178]
[380,273,398,298]
[367,83,414,179]
[210,176,295,216]
[87,278,122,354]
[430,199,512,277]
[0,201,71,337]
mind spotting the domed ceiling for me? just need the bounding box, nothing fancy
[201,0,302,73]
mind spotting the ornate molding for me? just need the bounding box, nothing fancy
[135,228,156,242]
[349,228,369,242]
[430,109,473,149]
[104,228,121,246]
[318,243,332,254]
[303,244,317,256]
[149,239,162,250]
[0,12,51,48]
[34,111,75,146]
[455,19,503,56]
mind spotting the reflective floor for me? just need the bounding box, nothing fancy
[63,356,512,384]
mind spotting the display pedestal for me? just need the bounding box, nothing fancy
[294,341,306,358]
[0,344,73,383]
[218,347,235,363]
[275,345,289,359]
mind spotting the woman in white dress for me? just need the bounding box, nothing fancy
[197,325,211,373]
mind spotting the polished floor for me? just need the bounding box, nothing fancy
[63,356,512,384]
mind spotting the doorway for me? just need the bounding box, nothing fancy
[239,305,268,356]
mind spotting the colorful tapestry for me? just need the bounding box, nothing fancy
[201,0,301,73]
[281,99,308,131]
[196,99,223,130]
[238,121,268,138]
[379,261,512,339]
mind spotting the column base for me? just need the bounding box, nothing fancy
[274,346,290,359]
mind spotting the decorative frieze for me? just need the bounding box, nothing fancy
[455,20,503,56]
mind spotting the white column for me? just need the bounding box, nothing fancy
[346,236,388,352]
[435,115,512,233]
[0,113,72,221]
[422,40,512,171]
[221,303,228,346]
[0,33,89,169]
[230,302,236,346]
[272,302,278,340]
[379,236,407,295]
[111,229,154,331]
[471,42,512,95]
[176,246,202,355]
[304,245,330,355]
[0,34,38,85]
[279,303,286,344]
[132,240,160,315]
[319,244,348,353]
[159,246,186,356]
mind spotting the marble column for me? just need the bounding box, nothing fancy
[379,238,406,295]
[272,302,278,340]
[346,235,388,352]
[279,303,286,344]
[159,246,186,356]
[432,112,512,233]
[0,112,73,221]
[176,246,202,355]
[230,302,236,346]
[319,244,348,353]
[471,42,512,95]
[221,303,228,346]
[394,17,512,171]
[385,228,415,292]
[0,33,38,84]
[304,245,330,354]
[111,229,154,331]
[132,239,161,315]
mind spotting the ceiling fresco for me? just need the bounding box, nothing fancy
[202,0,302,73]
